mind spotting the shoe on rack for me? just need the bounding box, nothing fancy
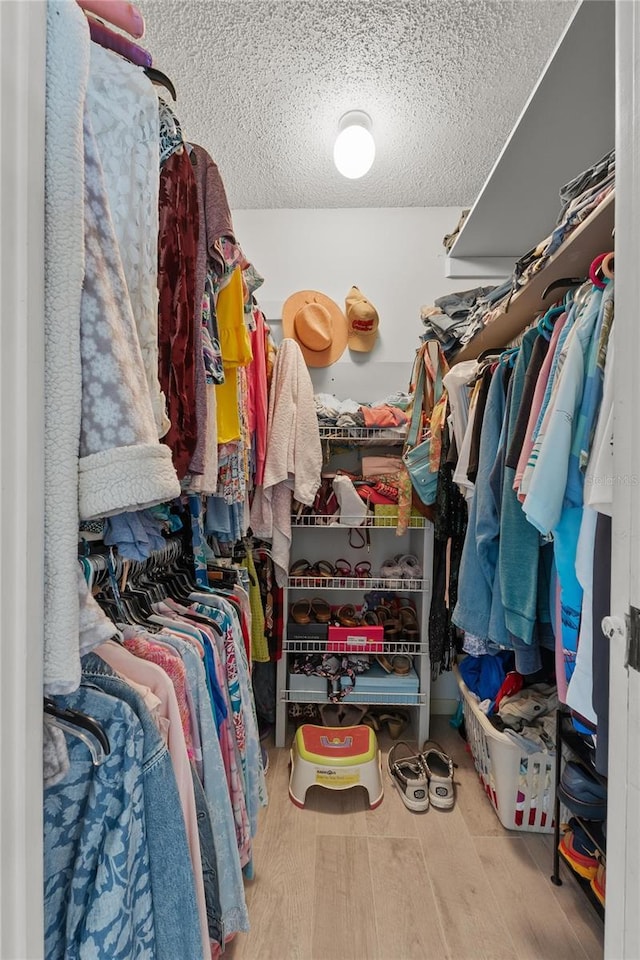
[558,819,599,881]
[388,741,429,812]
[391,654,412,676]
[291,599,312,624]
[420,741,455,809]
[396,554,422,580]
[310,597,331,623]
[590,861,606,907]
[379,558,404,587]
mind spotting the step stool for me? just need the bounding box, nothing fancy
[289,724,383,809]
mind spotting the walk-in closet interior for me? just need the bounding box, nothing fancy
[3,0,640,958]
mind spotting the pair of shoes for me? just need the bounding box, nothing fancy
[290,597,331,624]
[389,740,455,812]
[379,554,423,585]
[375,653,413,676]
[289,558,337,579]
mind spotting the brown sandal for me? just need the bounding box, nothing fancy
[310,559,336,579]
[377,607,401,640]
[392,655,412,675]
[311,597,331,623]
[291,599,312,624]
[337,604,360,627]
[399,607,420,639]
[290,559,312,577]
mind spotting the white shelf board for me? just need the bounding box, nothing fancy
[447,0,614,266]
[452,190,614,363]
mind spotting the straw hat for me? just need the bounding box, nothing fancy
[345,286,379,352]
[282,291,348,367]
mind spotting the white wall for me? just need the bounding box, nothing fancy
[233,207,504,400]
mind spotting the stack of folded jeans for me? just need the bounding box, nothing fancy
[420,282,512,357]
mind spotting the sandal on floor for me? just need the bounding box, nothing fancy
[291,599,312,624]
[362,711,381,732]
[310,597,331,623]
[340,704,367,726]
[379,710,409,739]
[420,741,455,810]
[388,741,429,811]
[320,703,341,726]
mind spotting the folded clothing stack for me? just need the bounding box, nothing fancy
[314,392,410,431]
[510,150,615,296]
[420,283,511,357]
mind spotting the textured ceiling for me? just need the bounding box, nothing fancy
[139,0,576,209]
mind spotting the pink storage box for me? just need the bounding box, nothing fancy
[327,625,384,653]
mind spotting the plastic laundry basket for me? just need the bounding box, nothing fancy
[454,666,556,834]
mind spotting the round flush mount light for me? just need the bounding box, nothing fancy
[333,110,375,179]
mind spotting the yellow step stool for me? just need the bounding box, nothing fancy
[289,724,383,809]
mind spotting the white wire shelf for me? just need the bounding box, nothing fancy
[282,690,426,706]
[284,638,426,654]
[288,575,428,592]
[291,513,426,529]
[318,424,407,444]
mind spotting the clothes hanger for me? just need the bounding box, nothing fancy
[536,303,566,339]
[144,67,177,102]
[76,0,145,39]
[541,276,585,300]
[44,698,110,763]
[589,251,613,290]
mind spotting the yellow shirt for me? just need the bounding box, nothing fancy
[215,266,252,443]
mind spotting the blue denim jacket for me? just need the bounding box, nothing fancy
[44,685,156,959]
[81,654,204,960]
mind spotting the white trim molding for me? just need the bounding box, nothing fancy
[0,2,46,958]
[608,3,640,957]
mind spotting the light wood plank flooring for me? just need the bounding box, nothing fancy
[226,717,604,960]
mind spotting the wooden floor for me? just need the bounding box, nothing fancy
[226,717,604,960]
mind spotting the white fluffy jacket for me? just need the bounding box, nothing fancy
[250,339,322,586]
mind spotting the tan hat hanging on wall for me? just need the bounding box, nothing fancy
[345,286,379,352]
[281,291,348,367]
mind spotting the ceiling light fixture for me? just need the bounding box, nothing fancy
[333,110,375,180]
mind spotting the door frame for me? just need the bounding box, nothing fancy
[0,2,46,958]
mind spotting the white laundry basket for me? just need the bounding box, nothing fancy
[454,666,556,834]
